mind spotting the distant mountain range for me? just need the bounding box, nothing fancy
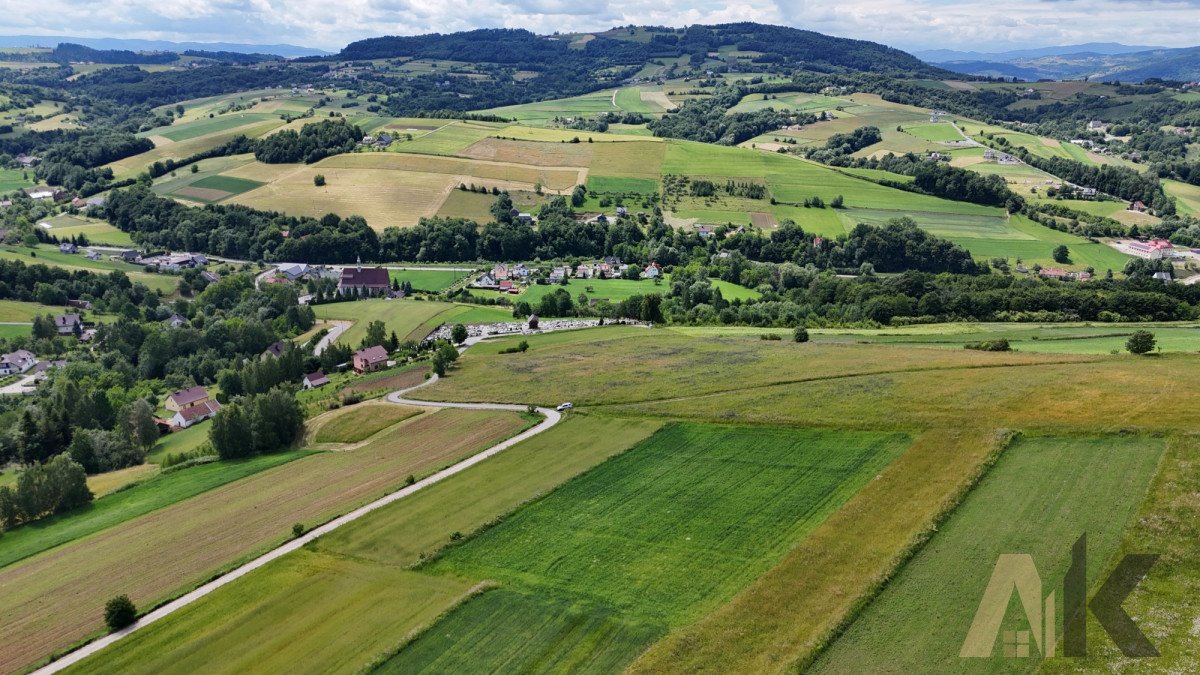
[0,35,329,58]
[916,43,1200,81]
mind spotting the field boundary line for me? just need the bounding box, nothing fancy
[32,373,560,674]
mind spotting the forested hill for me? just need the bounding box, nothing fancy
[338,23,951,77]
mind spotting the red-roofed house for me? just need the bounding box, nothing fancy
[170,400,221,429]
[353,345,389,374]
[165,386,210,412]
[303,371,330,389]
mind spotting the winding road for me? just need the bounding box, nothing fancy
[33,370,561,674]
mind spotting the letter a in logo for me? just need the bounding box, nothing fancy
[960,554,1056,658]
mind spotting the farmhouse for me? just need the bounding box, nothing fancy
[302,371,330,389]
[116,249,141,262]
[0,349,36,376]
[1129,200,1148,213]
[263,340,287,358]
[85,250,101,261]
[339,263,391,296]
[24,186,65,201]
[58,242,77,254]
[548,267,566,282]
[170,400,221,429]
[492,264,510,281]
[643,262,662,279]
[353,345,389,374]
[165,385,211,412]
[53,314,81,335]
[166,313,188,328]
[1039,267,1068,279]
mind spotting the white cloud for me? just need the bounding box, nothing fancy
[0,0,1193,52]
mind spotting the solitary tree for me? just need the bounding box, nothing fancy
[104,595,137,631]
[127,399,159,454]
[313,174,326,187]
[451,323,468,344]
[1126,330,1156,355]
[793,326,809,343]
[1052,245,1070,264]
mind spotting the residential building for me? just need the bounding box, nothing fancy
[276,263,309,281]
[171,400,221,429]
[263,340,287,358]
[58,242,77,254]
[643,262,662,279]
[54,314,81,335]
[353,345,389,374]
[165,386,210,412]
[303,371,330,389]
[492,264,510,281]
[0,350,37,376]
[166,314,188,328]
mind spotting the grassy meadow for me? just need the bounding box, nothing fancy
[312,299,512,346]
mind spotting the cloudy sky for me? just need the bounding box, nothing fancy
[0,0,1195,53]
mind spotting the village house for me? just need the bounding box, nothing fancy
[116,249,141,263]
[58,242,78,254]
[338,262,391,296]
[54,314,82,335]
[1153,271,1173,282]
[24,186,65,201]
[352,345,389,374]
[171,400,221,429]
[201,270,221,284]
[33,360,66,382]
[165,313,188,328]
[475,272,497,288]
[643,262,662,279]
[492,264,510,281]
[14,153,38,168]
[511,263,531,279]
[694,224,714,238]
[1039,267,1068,280]
[548,267,567,282]
[68,299,92,311]
[0,349,36,376]
[263,341,287,358]
[498,280,515,293]
[85,250,101,261]
[575,264,593,279]
[516,212,534,224]
[165,385,211,412]
[302,371,330,389]
[1129,200,1148,213]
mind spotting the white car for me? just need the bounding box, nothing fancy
[556,402,574,412]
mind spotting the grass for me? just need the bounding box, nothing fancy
[74,415,663,673]
[0,299,65,322]
[426,423,910,623]
[812,434,1164,671]
[587,175,659,194]
[373,588,662,674]
[0,167,33,192]
[86,464,160,498]
[312,299,512,346]
[37,215,134,246]
[0,449,315,571]
[0,409,528,673]
[312,402,422,444]
[151,113,279,143]
[629,427,1007,673]
[387,269,468,292]
[68,551,475,675]
[904,122,965,142]
[145,423,211,465]
[171,174,265,203]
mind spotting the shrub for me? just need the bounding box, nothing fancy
[1126,330,1156,355]
[964,339,1011,352]
[793,326,809,343]
[292,523,305,538]
[760,333,782,341]
[313,174,326,187]
[104,595,137,631]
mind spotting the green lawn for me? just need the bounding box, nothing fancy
[312,300,511,346]
[39,215,134,246]
[812,434,1164,670]
[0,450,316,570]
[387,269,469,292]
[587,175,659,194]
[145,424,213,465]
[0,167,33,192]
[0,299,64,322]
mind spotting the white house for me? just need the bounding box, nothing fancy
[0,350,37,376]
[170,400,221,429]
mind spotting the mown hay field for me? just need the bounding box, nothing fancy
[224,162,456,229]
[319,152,585,191]
[311,402,423,444]
[312,300,512,346]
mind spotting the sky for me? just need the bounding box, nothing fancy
[0,0,1195,53]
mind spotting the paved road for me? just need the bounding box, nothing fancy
[33,370,561,674]
[312,320,351,356]
[0,374,36,396]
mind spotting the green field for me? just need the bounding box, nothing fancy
[0,299,65,322]
[313,403,422,444]
[587,175,659,193]
[382,423,908,669]
[812,435,1163,671]
[152,113,279,142]
[0,167,33,192]
[145,423,211,464]
[38,215,135,246]
[0,245,180,294]
[373,588,661,674]
[904,122,965,142]
[312,300,512,346]
[387,269,469,292]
